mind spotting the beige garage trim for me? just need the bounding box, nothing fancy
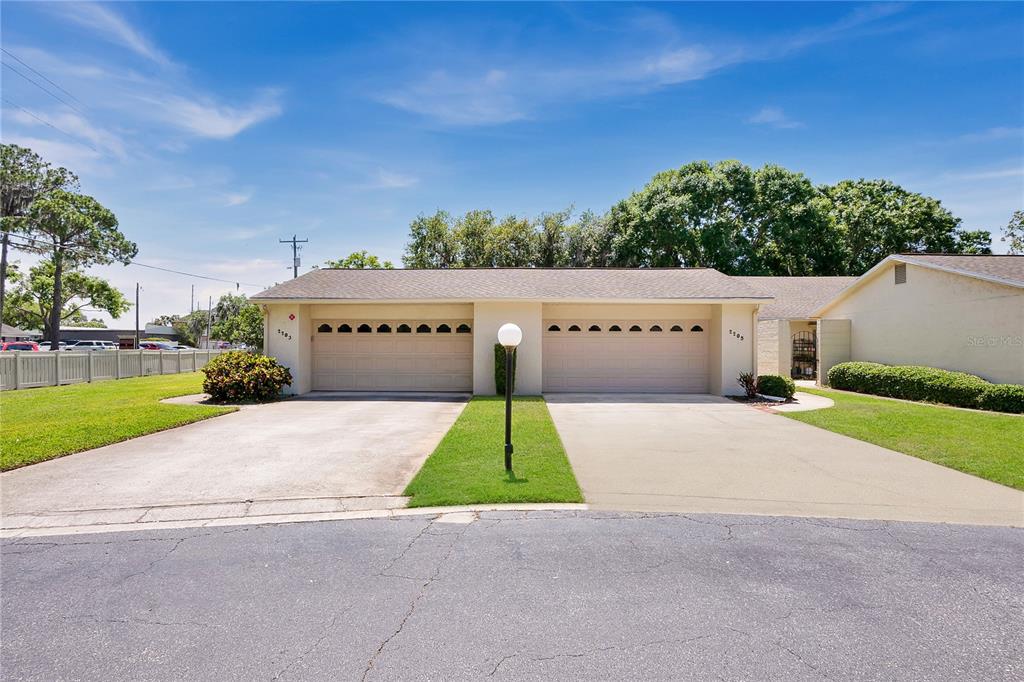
[312,319,473,391]
[542,320,710,393]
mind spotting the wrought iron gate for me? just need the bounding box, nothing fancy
[791,331,816,379]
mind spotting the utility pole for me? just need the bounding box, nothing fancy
[0,232,9,335]
[206,296,213,349]
[279,234,308,279]
[135,283,140,350]
[190,284,195,314]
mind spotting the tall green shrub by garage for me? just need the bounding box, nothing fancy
[202,350,292,403]
[827,361,1024,414]
[494,343,517,395]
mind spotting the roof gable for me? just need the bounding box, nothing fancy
[813,254,1024,317]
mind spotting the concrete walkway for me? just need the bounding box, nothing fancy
[2,395,467,535]
[546,394,1024,527]
[770,390,834,412]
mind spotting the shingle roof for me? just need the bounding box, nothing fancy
[252,268,772,302]
[895,254,1024,288]
[737,277,858,320]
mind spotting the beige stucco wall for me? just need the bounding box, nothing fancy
[472,302,543,395]
[265,303,312,395]
[820,263,1024,384]
[816,319,851,385]
[709,304,757,395]
[542,303,713,320]
[263,300,758,396]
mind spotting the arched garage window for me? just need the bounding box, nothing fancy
[609,325,622,332]
[588,325,602,332]
[338,324,352,333]
[547,324,561,332]
[317,323,332,333]
[377,324,392,333]
[436,324,452,333]
[397,324,412,333]
[357,324,372,333]
[629,325,642,332]
[456,324,471,334]
[690,325,704,332]
[416,324,431,333]
[649,325,662,332]
[669,325,683,332]
[568,325,581,332]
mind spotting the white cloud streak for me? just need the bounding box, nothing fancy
[58,2,173,67]
[747,106,803,129]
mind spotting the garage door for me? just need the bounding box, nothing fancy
[543,320,709,393]
[312,320,473,391]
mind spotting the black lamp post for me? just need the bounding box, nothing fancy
[497,323,523,471]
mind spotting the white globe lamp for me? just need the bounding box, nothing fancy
[497,322,522,349]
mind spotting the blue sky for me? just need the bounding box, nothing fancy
[2,1,1022,324]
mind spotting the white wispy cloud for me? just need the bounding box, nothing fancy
[956,127,1023,143]
[376,4,907,126]
[138,91,282,139]
[747,106,803,129]
[8,107,128,158]
[368,169,420,190]
[57,2,173,67]
[221,191,253,207]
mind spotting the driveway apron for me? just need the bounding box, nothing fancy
[546,394,1024,526]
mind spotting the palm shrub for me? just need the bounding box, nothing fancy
[202,351,292,403]
[757,374,796,399]
[737,372,758,398]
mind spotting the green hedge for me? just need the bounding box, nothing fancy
[493,343,517,395]
[757,374,796,399]
[827,362,1024,414]
[202,351,292,403]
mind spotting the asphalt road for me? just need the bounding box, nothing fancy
[2,512,1022,681]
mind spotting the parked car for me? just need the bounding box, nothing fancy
[139,341,178,350]
[65,340,118,351]
[0,341,40,351]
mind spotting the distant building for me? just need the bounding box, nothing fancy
[1,324,42,342]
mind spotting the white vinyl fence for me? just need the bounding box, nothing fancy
[0,350,228,391]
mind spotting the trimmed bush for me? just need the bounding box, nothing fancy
[827,361,1024,413]
[202,351,292,403]
[977,384,1024,414]
[757,374,796,399]
[493,343,517,395]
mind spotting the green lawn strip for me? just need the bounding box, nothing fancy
[785,388,1024,490]
[1,373,235,471]
[404,396,583,507]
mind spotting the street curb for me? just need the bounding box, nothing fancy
[0,503,591,539]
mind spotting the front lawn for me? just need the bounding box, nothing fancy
[0,373,234,471]
[785,388,1024,490]
[404,396,583,507]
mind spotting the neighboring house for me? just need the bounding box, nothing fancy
[814,254,1024,385]
[251,268,771,396]
[738,277,856,380]
[0,324,42,342]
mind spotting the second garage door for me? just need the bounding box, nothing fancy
[543,320,709,393]
[312,320,473,391]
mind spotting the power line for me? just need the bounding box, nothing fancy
[0,232,268,289]
[0,97,99,153]
[279,234,308,279]
[1,61,86,116]
[0,48,86,109]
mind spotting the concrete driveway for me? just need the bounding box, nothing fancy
[546,394,1024,527]
[2,395,466,530]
